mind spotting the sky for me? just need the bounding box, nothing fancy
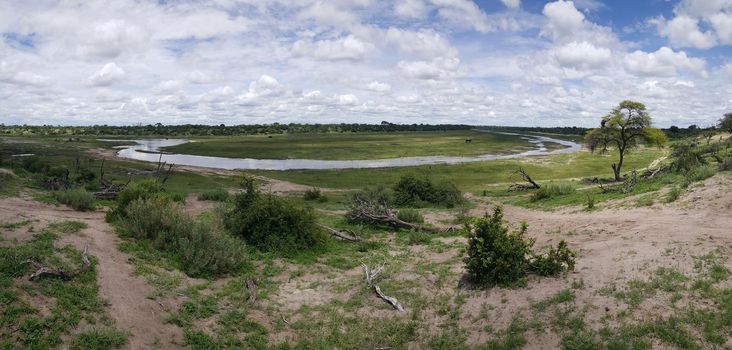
[0,0,731,127]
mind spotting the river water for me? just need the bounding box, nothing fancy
[107,133,581,171]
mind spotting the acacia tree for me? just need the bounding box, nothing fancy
[585,101,667,181]
[720,113,732,134]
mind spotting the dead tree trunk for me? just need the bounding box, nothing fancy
[26,244,90,281]
[320,225,363,242]
[362,263,404,311]
[508,167,541,191]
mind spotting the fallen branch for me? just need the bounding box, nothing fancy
[508,167,541,192]
[27,244,90,281]
[361,263,404,312]
[320,225,363,242]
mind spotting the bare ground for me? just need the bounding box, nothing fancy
[2,173,731,348]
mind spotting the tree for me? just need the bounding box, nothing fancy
[720,113,732,134]
[585,101,667,181]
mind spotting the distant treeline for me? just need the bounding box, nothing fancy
[0,122,717,138]
[0,122,473,136]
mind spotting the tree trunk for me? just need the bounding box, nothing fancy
[613,148,625,181]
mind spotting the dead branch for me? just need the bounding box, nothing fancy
[508,167,540,192]
[320,225,363,242]
[598,170,638,194]
[346,195,439,232]
[26,244,90,281]
[246,278,257,304]
[361,263,404,312]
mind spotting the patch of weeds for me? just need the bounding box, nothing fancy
[48,220,88,234]
[69,327,129,350]
[665,186,682,203]
[0,219,34,230]
[634,194,655,207]
[533,289,576,312]
[571,278,585,289]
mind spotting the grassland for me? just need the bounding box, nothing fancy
[161,130,542,160]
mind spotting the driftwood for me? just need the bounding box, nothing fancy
[320,225,363,242]
[508,167,541,192]
[26,244,90,281]
[346,195,439,232]
[362,263,404,311]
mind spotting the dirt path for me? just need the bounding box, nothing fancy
[0,197,184,349]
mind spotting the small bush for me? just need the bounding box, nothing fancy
[303,187,326,202]
[122,198,247,277]
[464,207,576,287]
[393,174,464,208]
[531,183,575,202]
[53,187,96,211]
[685,164,716,183]
[397,208,424,224]
[464,207,534,287]
[197,188,229,202]
[107,179,168,221]
[585,195,595,210]
[224,178,326,254]
[665,186,682,203]
[719,157,732,171]
[529,241,576,277]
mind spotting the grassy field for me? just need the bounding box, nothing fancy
[248,148,666,192]
[161,130,546,160]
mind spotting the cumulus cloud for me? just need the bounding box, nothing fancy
[398,57,460,80]
[394,0,427,18]
[367,81,391,92]
[292,35,372,61]
[88,62,125,86]
[623,47,706,77]
[500,0,520,9]
[553,41,611,70]
[654,15,717,49]
[655,0,732,49]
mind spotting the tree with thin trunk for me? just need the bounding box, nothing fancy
[585,101,667,181]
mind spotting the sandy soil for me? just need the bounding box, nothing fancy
[0,197,185,349]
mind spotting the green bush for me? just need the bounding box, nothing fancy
[303,187,328,202]
[585,195,595,210]
[393,174,464,208]
[197,188,229,201]
[107,179,168,221]
[665,186,682,203]
[720,157,732,171]
[464,207,576,287]
[122,198,247,277]
[53,187,96,211]
[464,207,534,287]
[224,178,326,254]
[397,208,424,224]
[529,241,576,277]
[684,164,716,183]
[530,183,575,202]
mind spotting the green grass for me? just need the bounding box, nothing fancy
[161,130,542,160]
[249,148,665,192]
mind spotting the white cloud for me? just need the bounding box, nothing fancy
[430,0,492,33]
[542,1,586,41]
[623,47,706,77]
[188,70,213,84]
[367,81,391,92]
[398,57,460,80]
[554,41,611,70]
[292,35,372,61]
[710,12,732,44]
[337,94,359,105]
[394,0,427,18]
[500,0,520,9]
[655,15,717,49]
[87,62,125,86]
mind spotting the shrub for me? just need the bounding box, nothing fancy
[303,187,328,202]
[464,207,534,287]
[393,174,464,208]
[719,157,732,171]
[529,241,576,276]
[585,195,595,210]
[464,207,576,287]
[224,179,326,254]
[122,198,247,277]
[397,208,424,224]
[346,186,392,226]
[107,179,168,221]
[670,142,706,172]
[684,164,716,183]
[53,187,95,211]
[530,183,575,202]
[197,188,229,202]
[665,186,682,203]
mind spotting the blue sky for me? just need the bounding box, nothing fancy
[0,0,730,127]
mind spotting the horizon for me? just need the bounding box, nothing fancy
[1,0,731,127]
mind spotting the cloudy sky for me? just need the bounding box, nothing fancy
[1,0,731,127]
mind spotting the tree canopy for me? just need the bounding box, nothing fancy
[585,100,667,181]
[720,113,732,133]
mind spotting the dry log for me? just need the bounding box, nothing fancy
[508,167,541,191]
[361,263,404,312]
[320,225,363,242]
[27,243,90,281]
